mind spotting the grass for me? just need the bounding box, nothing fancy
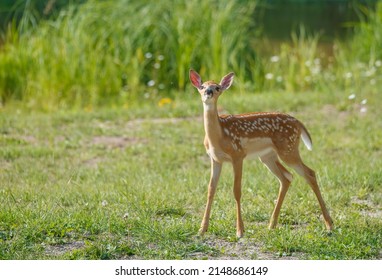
[1,87,381,260]
[1,0,382,261]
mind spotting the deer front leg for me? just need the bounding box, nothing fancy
[233,159,244,238]
[199,159,222,236]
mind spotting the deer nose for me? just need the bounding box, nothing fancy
[206,88,213,96]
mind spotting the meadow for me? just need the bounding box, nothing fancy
[0,0,382,259]
[1,87,382,259]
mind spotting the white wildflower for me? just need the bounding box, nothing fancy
[270,56,280,63]
[311,66,321,75]
[265,73,274,80]
[364,67,376,77]
[360,107,367,114]
[344,72,353,79]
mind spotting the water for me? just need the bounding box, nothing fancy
[255,1,378,40]
[253,0,378,55]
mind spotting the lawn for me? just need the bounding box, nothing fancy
[1,88,381,260]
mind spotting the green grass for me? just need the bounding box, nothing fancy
[1,88,381,260]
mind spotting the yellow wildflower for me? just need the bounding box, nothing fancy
[158,97,173,107]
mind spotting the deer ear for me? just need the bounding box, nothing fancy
[220,72,234,90]
[189,69,202,89]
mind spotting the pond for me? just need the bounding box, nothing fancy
[253,0,378,55]
[256,0,377,40]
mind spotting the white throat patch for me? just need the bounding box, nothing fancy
[203,102,215,111]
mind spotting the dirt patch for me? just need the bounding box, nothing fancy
[91,136,145,149]
[365,210,382,219]
[89,117,202,148]
[125,116,202,129]
[189,237,305,260]
[321,104,352,122]
[18,135,38,144]
[0,160,12,170]
[83,157,104,168]
[54,136,66,144]
[321,103,368,119]
[351,196,382,219]
[45,241,85,257]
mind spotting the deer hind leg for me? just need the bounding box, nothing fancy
[260,152,293,229]
[232,159,244,238]
[281,153,333,231]
[199,159,222,236]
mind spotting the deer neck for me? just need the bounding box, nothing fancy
[203,102,223,145]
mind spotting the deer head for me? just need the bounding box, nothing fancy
[189,69,234,104]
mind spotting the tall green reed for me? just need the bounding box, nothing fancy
[0,0,258,110]
[1,0,381,111]
[333,2,382,95]
[255,26,324,93]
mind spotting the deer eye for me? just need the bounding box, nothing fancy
[216,87,221,91]
[199,85,205,90]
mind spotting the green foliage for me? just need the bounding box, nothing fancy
[340,2,382,65]
[0,0,258,109]
[333,2,382,95]
[1,1,382,110]
[256,26,324,92]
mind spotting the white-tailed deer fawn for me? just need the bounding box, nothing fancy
[189,69,333,237]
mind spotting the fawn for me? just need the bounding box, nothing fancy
[189,69,333,237]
